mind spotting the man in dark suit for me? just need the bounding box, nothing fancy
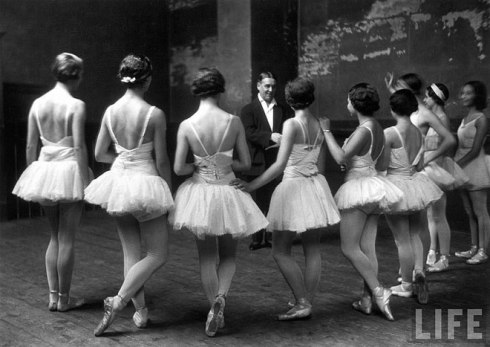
[240,72,289,250]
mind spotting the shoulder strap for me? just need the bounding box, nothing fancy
[105,106,118,144]
[294,118,308,144]
[34,100,44,138]
[137,106,155,147]
[217,114,233,152]
[393,126,404,148]
[189,122,210,156]
[64,105,71,135]
[360,125,374,153]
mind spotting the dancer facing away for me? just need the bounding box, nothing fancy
[378,89,443,305]
[85,55,174,336]
[13,53,91,312]
[423,83,469,272]
[454,81,490,264]
[385,73,457,273]
[320,83,402,321]
[170,68,268,337]
[232,77,340,320]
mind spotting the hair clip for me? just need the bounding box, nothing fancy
[121,76,136,83]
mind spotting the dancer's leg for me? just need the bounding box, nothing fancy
[57,201,83,297]
[117,215,168,302]
[42,204,60,306]
[272,230,305,300]
[216,234,238,298]
[116,215,145,309]
[196,236,219,305]
[468,190,490,250]
[428,195,450,255]
[340,210,380,290]
[386,215,413,283]
[301,228,322,303]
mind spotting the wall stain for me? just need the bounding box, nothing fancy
[299,0,489,77]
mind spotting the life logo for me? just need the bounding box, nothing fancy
[412,307,488,342]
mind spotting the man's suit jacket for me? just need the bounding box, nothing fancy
[240,98,288,176]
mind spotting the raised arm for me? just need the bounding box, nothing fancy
[94,109,117,164]
[25,101,40,166]
[231,117,251,172]
[246,119,296,192]
[153,108,172,188]
[173,121,195,176]
[71,101,90,187]
[457,115,488,168]
[421,109,456,164]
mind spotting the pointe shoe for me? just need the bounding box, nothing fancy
[466,249,488,265]
[426,250,437,266]
[48,290,58,312]
[427,256,449,272]
[390,282,413,298]
[414,272,429,305]
[277,298,312,321]
[133,307,148,329]
[455,245,478,258]
[352,296,372,315]
[57,293,86,312]
[94,296,124,337]
[373,287,394,321]
[205,295,225,337]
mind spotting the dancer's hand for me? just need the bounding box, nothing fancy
[230,178,250,192]
[318,117,331,132]
[271,132,282,144]
[385,72,395,93]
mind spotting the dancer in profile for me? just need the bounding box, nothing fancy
[321,83,402,321]
[232,77,340,320]
[379,89,443,305]
[423,83,469,272]
[13,52,91,312]
[85,55,174,336]
[454,81,490,264]
[170,68,268,337]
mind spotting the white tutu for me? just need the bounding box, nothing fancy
[13,160,88,204]
[85,169,173,222]
[421,161,456,191]
[384,173,443,214]
[335,175,403,213]
[267,174,340,232]
[170,175,269,239]
[439,156,469,190]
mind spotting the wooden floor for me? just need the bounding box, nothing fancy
[0,197,489,346]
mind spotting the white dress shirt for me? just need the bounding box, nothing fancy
[258,94,277,131]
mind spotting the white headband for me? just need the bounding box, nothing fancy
[430,83,446,102]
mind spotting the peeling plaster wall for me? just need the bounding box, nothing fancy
[299,0,490,121]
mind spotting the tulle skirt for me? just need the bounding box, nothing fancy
[170,175,268,239]
[454,149,490,191]
[85,169,173,222]
[421,161,456,191]
[267,174,340,232]
[384,172,443,214]
[438,156,469,190]
[335,175,403,213]
[12,160,89,205]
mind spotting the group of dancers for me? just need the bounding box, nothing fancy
[11,52,490,338]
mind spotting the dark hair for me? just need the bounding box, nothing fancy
[257,71,276,83]
[118,54,152,87]
[399,73,423,95]
[191,67,225,97]
[464,81,487,110]
[348,83,380,115]
[390,89,419,117]
[285,77,315,110]
[426,83,449,106]
[51,53,83,82]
